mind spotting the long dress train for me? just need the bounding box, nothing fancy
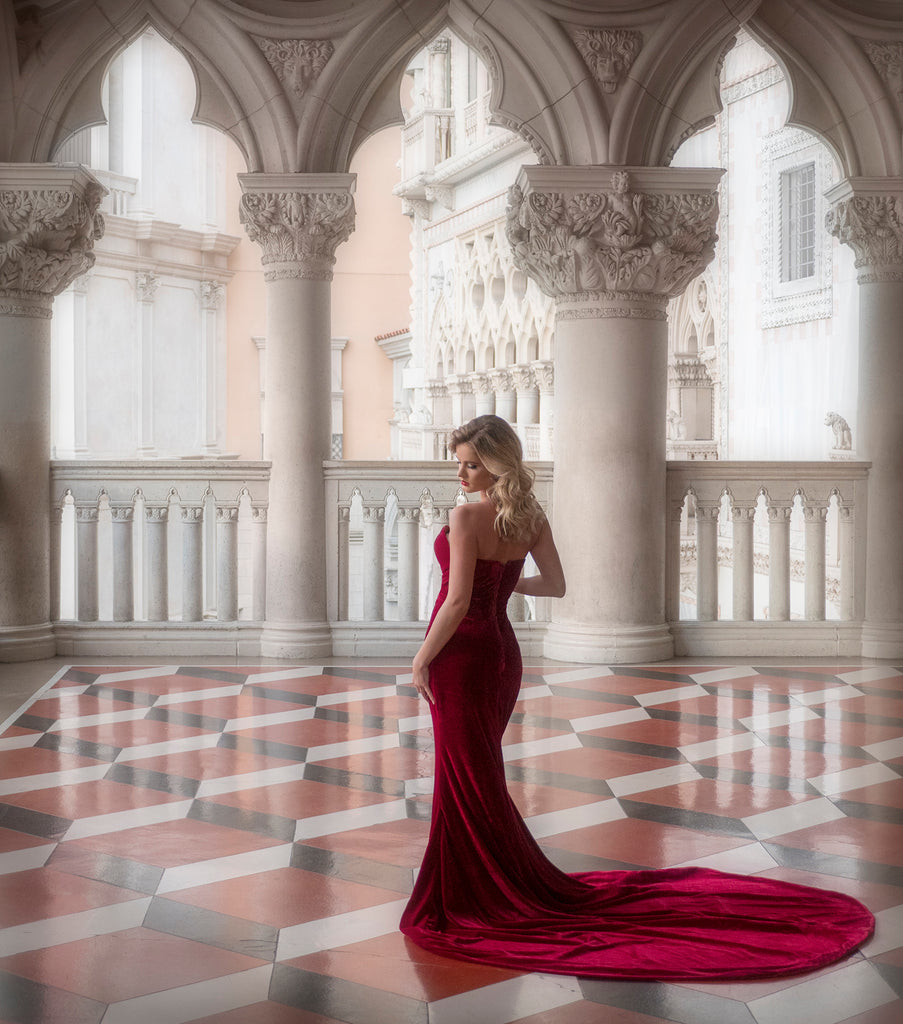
[399,527,874,980]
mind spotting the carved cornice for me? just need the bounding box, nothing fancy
[0,172,105,306]
[825,179,903,281]
[254,37,334,99]
[238,177,356,281]
[669,356,712,386]
[571,28,642,94]
[506,168,720,301]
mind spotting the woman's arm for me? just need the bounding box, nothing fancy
[514,517,566,598]
[411,505,478,703]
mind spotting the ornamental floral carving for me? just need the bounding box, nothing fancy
[199,280,225,310]
[0,183,105,297]
[825,193,903,274]
[135,270,159,302]
[506,171,719,298]
[239,190,355,279]
[255,37,334,98]
[572,28,642,93]
[863,41,903,102]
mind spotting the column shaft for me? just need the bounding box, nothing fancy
[731,507,755,621]
[145,506,169,621]
[768,507,791,621]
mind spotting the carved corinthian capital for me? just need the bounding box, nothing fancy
[825,178,903,283]
[238,174,356,281]
[0,164,106,316]
[506,166,722,302]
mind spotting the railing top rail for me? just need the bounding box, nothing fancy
[324,460,554,479]
[666,460,870,479]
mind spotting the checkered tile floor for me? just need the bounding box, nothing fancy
[0,661,902,1024]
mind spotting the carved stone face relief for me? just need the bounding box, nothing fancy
[572,28,643,93]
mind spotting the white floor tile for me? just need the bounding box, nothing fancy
[635,684,710,706]
[154,684,244,706]
[861,902,903,957]
[678,731,763,762]
[63,798,194,841]
[808,762,900,796]
[0,667,71,732]
[688,666,757,684]
[517,684,555,700]
[398,713,433,732]
[305,733,400,763]
[276,897,409,960]
[525,798,625,839]
[791,684,866,707]
[115,732,222,762]
[741,796,847,840]
[670,842,778,874]
[837,666,903,685]
[570,707,650,733]
[48,708,152,732]
[607,762,703,797]
[92,666,180,686]
[0,895,151,956]
[502,733,583,762]
[748,959,897,1024]
[738,706,821,731]
[0,842,56,876]
[294,797,408,841]
[404,776,434,796]
[102,965,272,1024]
[0,763,109,795]
[543,666,613,684]
[157,842,294,894]
[194,763,306,798]
[863,735,903,761]
[429,972,583,1024]
[0,734,42,752]
[316,684,399,706]
[223,706,315,732]
[243,667,323,684]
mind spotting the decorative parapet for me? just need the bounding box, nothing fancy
[238,174,356,281]
[571,28,642,94]
[506,166,722,302]
[0,164,106,316]
[825,177,903,283]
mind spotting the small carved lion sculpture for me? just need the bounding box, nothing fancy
[825,411,852,450]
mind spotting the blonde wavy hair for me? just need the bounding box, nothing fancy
[450,415,543,542]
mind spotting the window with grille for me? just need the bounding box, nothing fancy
[782,162,816,282]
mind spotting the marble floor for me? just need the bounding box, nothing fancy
[0,657,901,1024]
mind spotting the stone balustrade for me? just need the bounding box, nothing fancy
[50,461,269,655]
[666,461,870,656]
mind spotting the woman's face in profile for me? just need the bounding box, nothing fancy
[454,442,495,494]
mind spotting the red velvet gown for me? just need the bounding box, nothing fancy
[399,526,874,979]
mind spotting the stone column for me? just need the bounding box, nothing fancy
[199,280,225,455]
[489,369,516,423]
[135,270,159,456]
[532,360,555,460]
[0,164,105,661]
[826,179,903,657]
[471,372,495,417]
[511,365,539,425]
[507,166,721,662]
[239,174,355,657]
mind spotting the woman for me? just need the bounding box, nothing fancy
[400,415,873,979]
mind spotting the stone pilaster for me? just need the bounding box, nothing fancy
[507,165,721,662]
[0,164,105,661]
[239,173,355,657]
[826,177,903,656]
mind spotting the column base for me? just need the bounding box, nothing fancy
[543,621,674,664]
[0,623,56,662]
[861,621,903,659]
[260,621,334,659]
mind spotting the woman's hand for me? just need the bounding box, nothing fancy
[412,657,434,704]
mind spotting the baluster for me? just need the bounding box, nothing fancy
[252,504,267,621]
[145,502,169,621]
[731,503,756,621]
[665,497,684,622]
[804,502,828,620]
[838,504,855,621]
[695,500,720,620]
[337,506,350,621]
[111,502,135,622]
[396,507,420,620]
[767,503,792,621]
[216,502,239,620]
[75,503,99,621]
[362,504,385,621]
[181,505,204,621]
